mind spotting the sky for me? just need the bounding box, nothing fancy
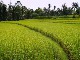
[1,0,80,10]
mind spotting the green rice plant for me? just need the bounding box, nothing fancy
[10,19,80,60]
[0,22,68,60]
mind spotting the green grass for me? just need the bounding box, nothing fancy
[0,22,68,60]
[6,19,80,60]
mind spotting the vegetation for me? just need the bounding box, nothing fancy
[0,22,69,60]
[0,1,80,21]
[0,0,80,60]
[4,19,80,60]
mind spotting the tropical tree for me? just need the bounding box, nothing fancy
[7,3,13,20]
[14,1,23,20]
[57,8,62,16]
[50,10,54,16]
[0,1,7,21]
[35,7,43,16]
[21,6,28,19]
[0,1,3,20]
[62,3,68,16]
[2,4,7,20]
[76,7,80,16]
[43,7,48,16]
[72,2,79,18]
[48,4,51,16]
[53,6,56,16]
[67,7,73,15]
[54,6,56,10]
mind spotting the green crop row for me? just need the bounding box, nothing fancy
[9,19,80,60]
[0,22,68,60]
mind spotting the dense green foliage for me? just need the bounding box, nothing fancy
[5,19,80,60]
[0,22,68,60]
[0,1,80,21]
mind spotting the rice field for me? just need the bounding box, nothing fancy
[0,22,68,60]
[0,19,80,60]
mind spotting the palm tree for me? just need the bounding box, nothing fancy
[62,3,68,15]
[53,6,56,17]
[15,1,23,20]
[72,2,79,18]
[48,4,51,17]
[54,6,56,11]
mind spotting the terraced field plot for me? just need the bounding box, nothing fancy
[0,22,68,60]
[5,19,80,60]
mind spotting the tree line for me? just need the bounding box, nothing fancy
[0,1,80,21]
